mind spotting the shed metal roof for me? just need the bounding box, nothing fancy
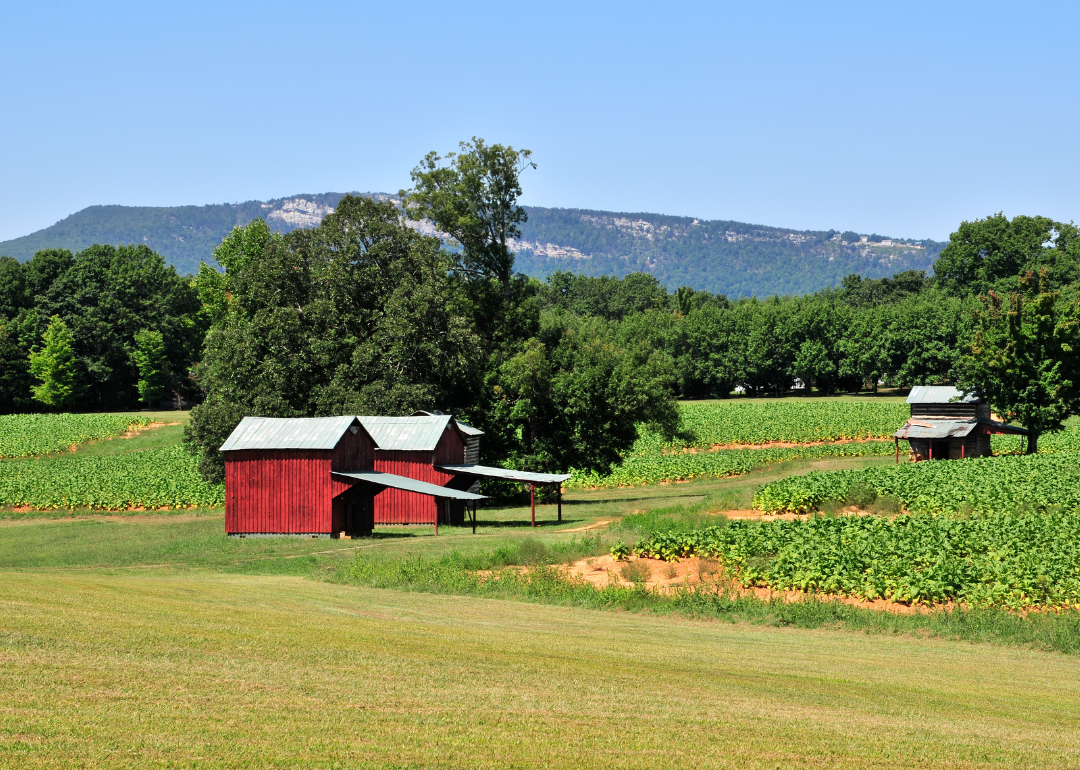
[331,470,486,500]
[359,415,453,452]
[906,386,981,405]
[894,418,1029,439]
[220,416,361,451]
[455,421,484,437]
[437,464,571,485]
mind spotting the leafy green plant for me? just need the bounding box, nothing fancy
[0,413,150,458]
[609,541,630,561]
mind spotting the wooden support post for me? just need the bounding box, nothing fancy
[895,438,899,465]
[929,443,932,461]
[961,442,965,459]
[530,484,536,527]
[472,501,477,535]
[434,502,439,536]
[557,485,562,523]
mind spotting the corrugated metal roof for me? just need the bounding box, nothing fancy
[894,419,979,439]
[894,418,1029,439]
[906,386,981,404]
[455,420,484,437]
[221,416,361,451]
[437,464,571,484]
[331,470,486,500]
[359,415,452,451]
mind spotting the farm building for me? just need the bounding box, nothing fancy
[220,416,484,537]
[893,386,1029,462]
[220,414,570,536]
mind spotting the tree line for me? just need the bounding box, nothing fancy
[2,137,1079,475]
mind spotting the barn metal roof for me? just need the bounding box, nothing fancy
[455,421,484,437]
[411,410,484,437]
[894,418,1029,439]
[906,386,981,405]
[359,415,453,452]
[331,470,486,499]
[220,416,362,451]
[437,464,571,485]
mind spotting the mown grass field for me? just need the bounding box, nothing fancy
[5,570,1080,769]
[4,404,1080,766]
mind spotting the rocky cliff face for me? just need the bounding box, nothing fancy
[0,194,943,295]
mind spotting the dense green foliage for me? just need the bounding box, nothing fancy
[0,244,203,411]
[28,315,79,408]
[0,413,149,457]
[753,448,1080,514]
[956,270,1080,452]
[0,446,222,509]
[632,511,1080,608]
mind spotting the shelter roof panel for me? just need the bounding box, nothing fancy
[331,470,485,500]
[221,416,360,451]
[894,418,1029,439]
[437,464,571,484]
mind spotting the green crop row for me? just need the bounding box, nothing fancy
[0,446,224,510]
[632,511,1080,608]
[0,413,151,458]
[753,451,1080,515]
[566,441,896,489]
[632,400,911,454]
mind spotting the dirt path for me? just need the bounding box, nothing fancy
[671,436,890,454]
[559,519,613,533]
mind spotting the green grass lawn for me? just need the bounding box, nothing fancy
[3,570,1080,769]
[4,417,1080,767]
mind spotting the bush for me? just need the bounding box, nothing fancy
[845,483,877,509]
[620,559,651,585]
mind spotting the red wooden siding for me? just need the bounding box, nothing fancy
[225,449,334,534]
[225,426,377,535]
[372,426,466,524]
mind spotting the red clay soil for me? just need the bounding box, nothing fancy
[564,554,948,615]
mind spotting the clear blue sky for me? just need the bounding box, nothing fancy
[1,1,1077,243]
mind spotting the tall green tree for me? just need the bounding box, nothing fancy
[402,137,535,300]
[131,329,168,405]
[934,213,1080,295]
[28,315,80,409]
[185,195,482,483]
[956,270,1080,453]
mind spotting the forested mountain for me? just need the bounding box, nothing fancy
[0,195,943,296]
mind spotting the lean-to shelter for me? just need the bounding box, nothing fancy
[893,386,1029,462]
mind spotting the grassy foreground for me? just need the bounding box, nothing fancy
[4,571,1080,769]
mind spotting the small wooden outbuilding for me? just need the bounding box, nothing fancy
[221,416,484,537]
[893,386,1029,462]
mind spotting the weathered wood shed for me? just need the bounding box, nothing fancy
[893,386,1029,462]
[221,416,484,537]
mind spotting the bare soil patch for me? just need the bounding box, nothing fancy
[565,554,947,615]
[559,519,613,532]
[117,421,181,439]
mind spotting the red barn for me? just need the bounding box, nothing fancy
[221,415,483,537]
[360,415,471,526]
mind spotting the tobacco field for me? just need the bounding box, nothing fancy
[0,414,150,458]
[753,450,1080,515]
[634,400,911,451]
[566,441,896,489]
[633,511,1080,608]
[0,446,224,510]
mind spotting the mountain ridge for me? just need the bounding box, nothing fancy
[0,194,945,297]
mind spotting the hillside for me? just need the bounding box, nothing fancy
[0,194,944,296]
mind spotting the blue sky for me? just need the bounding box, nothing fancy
[1,1,1077,242]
